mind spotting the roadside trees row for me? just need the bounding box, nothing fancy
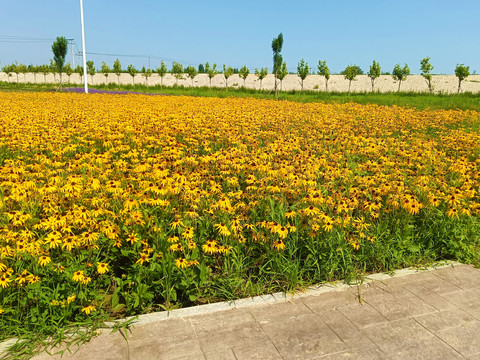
[1,57,472,93]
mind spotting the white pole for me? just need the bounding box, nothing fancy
[80,0,88,93]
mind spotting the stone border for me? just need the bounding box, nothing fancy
[123,260,462,325]
[0,260,462,354]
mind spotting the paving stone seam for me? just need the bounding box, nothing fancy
[0,260,464,355]
[111,261,464,327]
[410,316,467,359]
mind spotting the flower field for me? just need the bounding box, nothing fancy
[0,92,479,341]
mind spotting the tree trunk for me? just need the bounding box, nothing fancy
[348,80,352,93]
[325,79,328,92]
[398,80,401,92]
[371,79,375,92]
[260,79,263,90]
[118,75,120,85]
[274,71,278,97]
[458,79,461,94]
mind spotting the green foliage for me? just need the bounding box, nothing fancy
[171,62,184,84]
[156,61,168,86]
[223,64,234,89]
[343,65,359,92]
[113,59,122,84]
[341,65,364,75]
[101,61,111,81]
[277,61,288,91]
[239,65,250,87]
[51,36,68,83]
[185,66,198,86]
[368,60,381,92]
[205,62,218,87]
[75,65,84,81]
[297,59,309,91]
[455,64,470,93]
[126,64,137,85]
[254,67,268,90]
[198,63,205,74]
[272,33,284,96]
[141,66,152,85]
[86,61,95,76]
[392,63,410,91]
[317,60,330,91]
[64,63,74,83]
[420,57,434,93]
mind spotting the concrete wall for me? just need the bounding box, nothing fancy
[1,72,479,94]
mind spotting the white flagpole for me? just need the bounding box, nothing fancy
[80,0,88,93]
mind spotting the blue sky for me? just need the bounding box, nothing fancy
[0,0,478,74]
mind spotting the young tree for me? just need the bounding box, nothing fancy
[17,63,28,83]
[41,64,50,83]
[368,60,381,92]
[239,65,250,87]
[277,61,288,91]
[29,64,39,84]
[127,64,137,85]
[254,67,268,90]
[141,66,152,86]
[205,62,218,87]
[317,60,330,92]
[171,62,184,85]
[101,61,111,84]
[392,63,410,92]
[271,32,284,97]
[2,64,13,83]
[297,59,309,91]
[455,64,469,93]
[75,65,84,83]
[223,64,234,89]
[50,59,58,83]
[51,36,68,86]
[198,63,205,74]
[156,61,168,86]
[113,58,122,85]
[185,66,197,87]
[64,63,74,84]
[420,57,434,93]
[86,60,96,84]
[344,65,360,93]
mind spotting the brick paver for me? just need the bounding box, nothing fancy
[14,263,480,359]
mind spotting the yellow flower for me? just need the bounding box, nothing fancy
[81,305,96,315]
[15,270,29,286]
[202,240,217,255]
[0,307,4,314]
[72,270,84,282]
[214,223,231,237]
[273,240,286,251]
[38,256,51,267]
[97,262,109,274]
[175,258,188,269]
[0,275,11,288]
[136,253,150,265]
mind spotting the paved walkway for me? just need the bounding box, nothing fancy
[12,263,480,359]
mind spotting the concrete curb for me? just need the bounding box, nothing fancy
[0,260,462,355]
[123,260,462,325]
